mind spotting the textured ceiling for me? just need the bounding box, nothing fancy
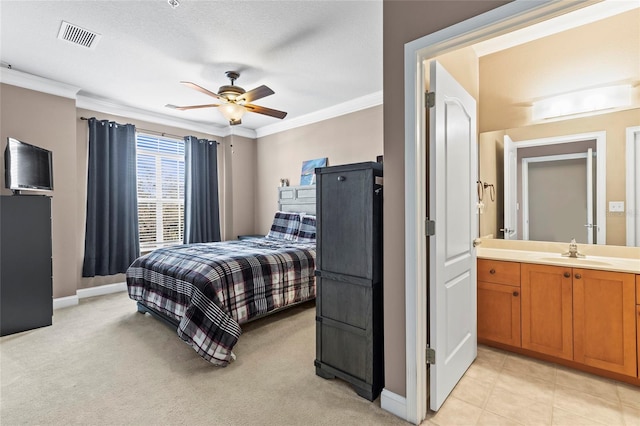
[1,1,636,135]
[0,0,383,131]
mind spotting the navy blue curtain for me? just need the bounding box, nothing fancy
[82,118,139,277]
[184,136,221,244]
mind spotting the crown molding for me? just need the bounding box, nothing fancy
[76,94,240,137]
[255,90,383,138]
[0,67,81,99]
[226,125,258,139]
[1,66,381,140]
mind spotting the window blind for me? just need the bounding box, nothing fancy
[136,133,185,251]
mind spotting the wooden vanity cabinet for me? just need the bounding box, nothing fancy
[637,276,640,379]
[477,259,521,347]
[573,268,637,377]
[479,259,639,381]
[520,264,573,361]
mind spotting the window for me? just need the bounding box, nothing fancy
[136,133,185,251]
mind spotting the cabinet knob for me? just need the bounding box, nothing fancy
[513,291,519,297]
[564,272,571,278]
[337,176,346,182]
[575,273,582,279]
[489,268,496,274]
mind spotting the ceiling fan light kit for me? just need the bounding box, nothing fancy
[167,71,287,126]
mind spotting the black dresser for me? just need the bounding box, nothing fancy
[1,195,53,336]
[314,161,383,401]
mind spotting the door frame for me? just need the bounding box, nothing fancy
[627,126,640,246]
[508,131,606,244]
[521,152,592,242]
[400,1,600,423]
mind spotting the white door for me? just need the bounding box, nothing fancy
[503,135,517,239]
[428,60,477,411]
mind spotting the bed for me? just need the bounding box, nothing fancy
[126,185,316,366]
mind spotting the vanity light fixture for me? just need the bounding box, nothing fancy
[532,84,632,121]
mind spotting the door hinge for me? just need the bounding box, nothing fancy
[426,91,435,108]
[425,219,435,236]
[426,347,436,364]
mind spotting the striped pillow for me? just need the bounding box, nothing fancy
[267,211,301,241]
[296,215,316,243]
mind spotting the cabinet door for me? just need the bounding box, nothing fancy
[318,169,373,278]
[477,281,520,346]
[573,269,636,377]
[637,305,640,379]
[521,264,573,360]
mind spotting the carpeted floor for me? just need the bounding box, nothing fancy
[0,292,406,425]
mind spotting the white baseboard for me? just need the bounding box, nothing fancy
[53,295,79,310]
[53,282,127,310]
[380,388,407,421]
[76,282,127,299]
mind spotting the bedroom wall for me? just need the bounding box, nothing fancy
[0,82,244,299]
[254,105,383,234]
[227,134,257,239]
[382,0,510,398]
[0,83,79,299]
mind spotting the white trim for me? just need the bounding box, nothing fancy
[255,91,383,138]
[0,67,81,99]
[53,295,79,310]
[521,152,590,241]
[508,131,607,244]
[403,0,594,423]
[627,126,640,246]
[472,0,640,57]
[76,282,127,299]
[380,389,407,420]
[53,282,127,310]
[76,94,244,138]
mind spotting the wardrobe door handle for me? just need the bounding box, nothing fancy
[575,273,582,279]
[337,176,346,182]
[513,291,519,297]
[564,272,571,278]
[489,268,496,275]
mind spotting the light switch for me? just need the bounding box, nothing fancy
[609,201,625,212]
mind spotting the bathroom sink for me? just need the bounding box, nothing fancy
[537,257,611,267]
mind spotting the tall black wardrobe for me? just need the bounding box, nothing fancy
[314,161,384,401]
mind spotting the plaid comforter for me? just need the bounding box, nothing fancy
[126,238,316,366]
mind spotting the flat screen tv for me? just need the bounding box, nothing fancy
[4,137,54,192]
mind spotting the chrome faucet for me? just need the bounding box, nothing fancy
[562,238,585,258]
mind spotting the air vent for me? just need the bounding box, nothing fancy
[57,21,101,49]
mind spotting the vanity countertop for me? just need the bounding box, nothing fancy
[476,238,640,274]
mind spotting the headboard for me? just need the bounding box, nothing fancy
[278,185,316,215]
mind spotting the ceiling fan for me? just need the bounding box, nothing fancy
[166,71,287,126]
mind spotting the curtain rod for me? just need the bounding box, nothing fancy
[79,116,219,144]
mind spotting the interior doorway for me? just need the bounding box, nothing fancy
[522,153,595,243]
[505,131,606,245]
[400,1,625,424]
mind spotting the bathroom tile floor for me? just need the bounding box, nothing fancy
[422,345,640,426]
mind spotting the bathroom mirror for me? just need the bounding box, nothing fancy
[474,5,640,247]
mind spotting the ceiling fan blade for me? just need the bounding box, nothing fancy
[165,103,220,110]
[180,81,223,100]
[244,103,287,119]
[236,85,274,103]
